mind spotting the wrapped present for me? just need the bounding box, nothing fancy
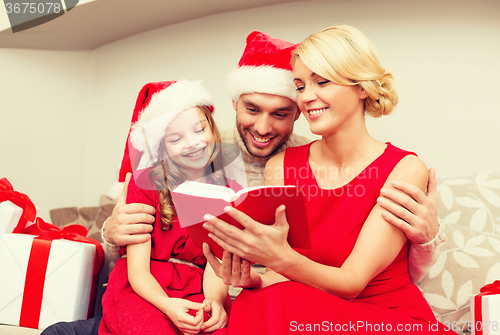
[470,280,500,335]
[0,178,37,233]
[0,218,104,329]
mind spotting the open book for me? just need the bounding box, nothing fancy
[171,181,311,259]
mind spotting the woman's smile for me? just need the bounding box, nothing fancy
[307,107,328,119]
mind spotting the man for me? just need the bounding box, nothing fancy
[42,31,444,335]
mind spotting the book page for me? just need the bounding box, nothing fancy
[172,180,236,201]
[234,184,296,197]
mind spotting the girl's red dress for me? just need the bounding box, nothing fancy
[228,142,456,334]
[99,170,229,335]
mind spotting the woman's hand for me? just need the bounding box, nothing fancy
[160,297,205,335]
[203,205,293,270]
[200,297,228,332]
[203,244,262,289]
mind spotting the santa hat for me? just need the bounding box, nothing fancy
[228,31,298,103]
[118,80,214,182]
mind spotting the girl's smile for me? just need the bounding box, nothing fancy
[163,107,215,179]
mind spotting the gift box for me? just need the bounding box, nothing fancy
[0,220,104,330]
[0,178,37,234]
[470,281,500,335]
[0,200,23,233]
[0,200,39,233]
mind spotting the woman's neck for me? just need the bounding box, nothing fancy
[307,118,386,190]
[315,118,382,169]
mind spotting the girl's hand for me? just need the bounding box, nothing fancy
[203,244,263,289]
[160,297,205,335]
[200,297,228,332]
[203,205,293,270]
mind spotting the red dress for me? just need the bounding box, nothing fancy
[228,142,456,334]
[99,170,229,335]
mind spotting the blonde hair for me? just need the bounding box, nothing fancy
[291,25,398,117]
[149,105,226,230]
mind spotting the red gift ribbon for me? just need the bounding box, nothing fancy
[0,178,37,233]
[474,280,500,335]
[18,218,104,329]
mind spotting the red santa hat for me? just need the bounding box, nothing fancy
[118,80,214,182]
[228,31,298,103]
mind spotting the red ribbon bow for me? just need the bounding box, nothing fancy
[0,178,37,233]
[18,218,105,329]
[479,280,500,295]
[474,280,500,335]
[21,218,104,275]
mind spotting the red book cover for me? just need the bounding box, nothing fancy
[171,181,311,260]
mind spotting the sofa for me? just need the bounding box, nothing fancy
[2,170,499,334]
[417,170,500,334]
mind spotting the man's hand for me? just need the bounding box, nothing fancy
[203,245,262,289]
[377,167,439,244]
[203,205,293,271]
[103,173,156,246]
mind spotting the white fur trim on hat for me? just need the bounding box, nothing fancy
[129,108,187,166]
[128,80,213,169]
[106,182,124,201]
[132,80,213,130]
[228,66,297,102]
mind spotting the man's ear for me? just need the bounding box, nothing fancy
[232,99,238,111]
[294,106,301,121]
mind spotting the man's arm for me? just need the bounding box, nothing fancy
[101,173,156,260]
[377,167,446,284]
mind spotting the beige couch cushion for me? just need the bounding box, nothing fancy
[49,195,115,243]
[418,171,500,332]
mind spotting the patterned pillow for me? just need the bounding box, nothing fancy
[49,195,115,243]
[417,171,500,333]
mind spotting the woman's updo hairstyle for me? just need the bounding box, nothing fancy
[291,25,398,117]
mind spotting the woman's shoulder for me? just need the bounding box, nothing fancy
[384,142,425,175]
[386,142,417,157]
[267,141,314,170]
[395,154,427,175]
[264,151,287,186]
[266,151,285,169]
[388,154,428,192]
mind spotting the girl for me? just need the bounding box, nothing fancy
[99,80,230,335]
[203,26,456,334]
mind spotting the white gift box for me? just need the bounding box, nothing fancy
[0,201,38,233]
[0,233,96,329]
[470,293,500,335]
[0,201,23,233]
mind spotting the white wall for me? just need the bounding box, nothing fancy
[0,49,92,219]
[1,0,499,220]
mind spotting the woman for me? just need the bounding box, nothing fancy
[203,26,456,334]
